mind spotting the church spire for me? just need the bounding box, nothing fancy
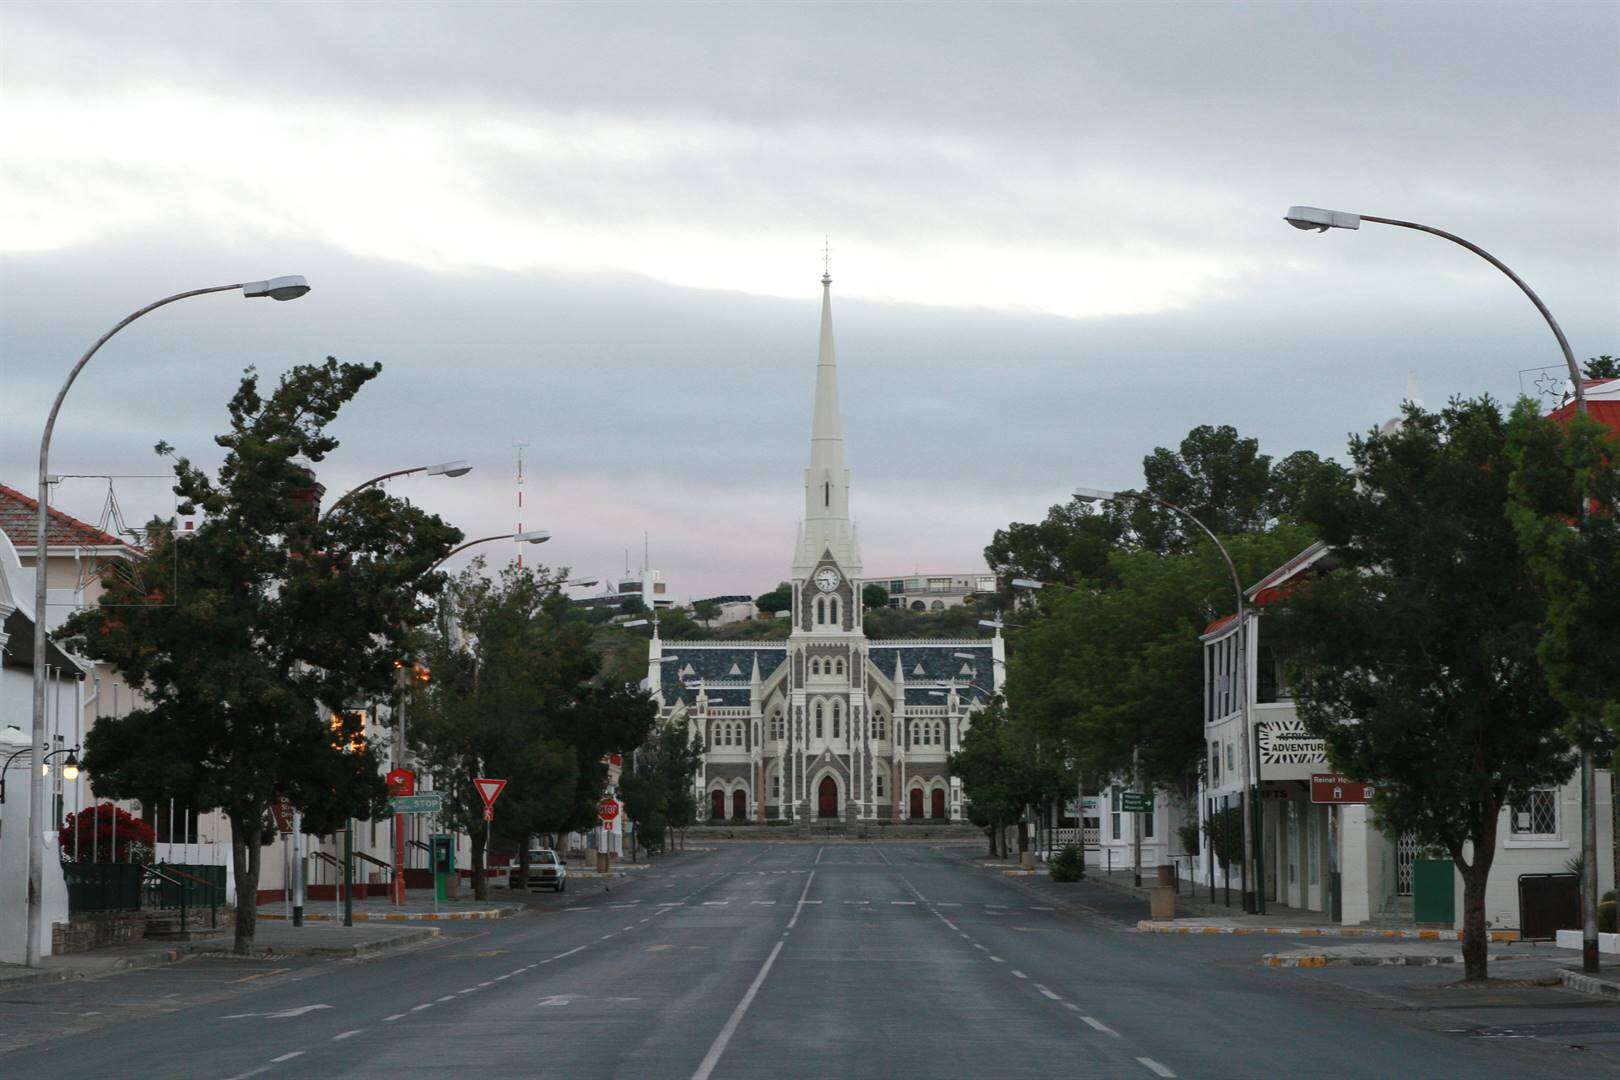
[795,265,861,578]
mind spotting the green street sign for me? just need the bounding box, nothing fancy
[390,793,444,814]
[1112,790,1154,813]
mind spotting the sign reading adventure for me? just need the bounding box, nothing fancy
[1256,719,1328,766]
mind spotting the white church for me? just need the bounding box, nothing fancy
[646,271,1004,823]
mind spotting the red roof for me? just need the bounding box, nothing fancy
[1202,541,1330,636]
[1550,378,1620,435]
[0,482,129,550]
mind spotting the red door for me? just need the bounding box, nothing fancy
[931,788,946,820]
[909,787,923,819]
[818,777,839,819]
[732,790,746,820]
[710,790,725,820]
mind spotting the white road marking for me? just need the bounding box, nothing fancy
[750,900,777,905]
[600,934,616,940]
[609,901,641,907]
[333,1030,363,1040]
[458,987,479,994]
[815,846,825,864]
[787,870,817,929]
[1040,989,1061,1000]
[536,995,572,1008]
[702,901,729,907]
[544,945,588,963]
[658,902,685,907]
[1081,1016,1121,1037]
[271,1051,304,1063]
[411,1003,433,1012]
[989,956,1005,963]
[890,900,916,905]
[972,943,987,951]
[942,919,959,930]
[1031,906,1054,911]
[1011,970,1028,979]
[222,1004,333,1020]
[383,1013,406,1022]
[436,994,456,1002]
[691,938,785,1080]
[478,981,494,988]
[1137,1058,1176,1078]
[223,1067,274,1080]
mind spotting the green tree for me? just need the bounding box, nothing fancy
[1584,355,1619,379]
[1272,398,1574,981]
[691,600,721,626]
[755,582,792,616]
[1506,400,1620,739]
[61,360,461,953]
[861,582,890,610]
[622,723,705,853]
[949,699,1068,858]
[413,561,656,896]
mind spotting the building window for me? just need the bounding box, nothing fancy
[1225,742,1234,772]
[771,771,781,799]
[815,598,825,624]
[1111,810,1121,840]
[815,703,823,739]
[830,597,840,624]
[875,772,885,797]
[873,713,886,740]
[1511,789,1559,837]
[1210,741,1220,783]
[810,657,821,675]
[771,711,784,740]
[1143,811,1155,839]
[835,658,844,675]
[832,702,842,739]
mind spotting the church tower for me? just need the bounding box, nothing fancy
[791,268,863,633]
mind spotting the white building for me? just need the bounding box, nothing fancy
[649,272,1003,822]
[1194,540,1614,932]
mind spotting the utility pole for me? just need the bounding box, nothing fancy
[291,807,305,927]
[1132,745,1143,888]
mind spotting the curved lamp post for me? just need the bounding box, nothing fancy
[1284,205,1596,967]
[26,276,309,967]
[321,461,473,520]
[1071,486,1258,910]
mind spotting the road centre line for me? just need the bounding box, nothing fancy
[1081,1015,1121,1037]
[270,1052,304,1063]
[1040,989,1061,1000]
[787,870,817,930]
[1137,1058,1176,1077]
[691,938,786,1080]
[1011,970,1028,979]
[411,1003,433,1012]
[383,1013,406,1022]
[332,1030,363,1040]
[437,995,456,1002]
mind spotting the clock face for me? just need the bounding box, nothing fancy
[814,567,841,592]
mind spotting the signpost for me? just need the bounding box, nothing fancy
[597,796,621,873]
[387,769,416,907]
[598,797,621,824]
[1310,774,1374,805]
[1112,790,1154,813]
[385,768,416,796]
[474,777,507,823]
[390,792,445,814]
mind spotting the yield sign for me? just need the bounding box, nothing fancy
[474,777,508,812]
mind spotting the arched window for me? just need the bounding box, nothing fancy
[815,702,824,739]
[829,597,840,624]
[832,701,842,739]
[834,658,844,675]
[817,598,827,624]
[770,711,784,740]
[873,712,886,740]
[935,722,944,746]
[875,772,885,797]
[930,600,944,611]
[771,770,782,799]
[810,657,821,675]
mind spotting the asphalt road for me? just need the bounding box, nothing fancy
[2,841,1615,1078]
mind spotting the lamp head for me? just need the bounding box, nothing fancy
[242,275,311,301]
[1009,578,1043,590]
[622,619,650,629]
[62,751,80,782]
[515,530,551,545]
[1072,487,1117,504]
[1283,206,1360,232]
[977,619,1004,630]
[427,460,473,478]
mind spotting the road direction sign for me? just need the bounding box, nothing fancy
[385,768,416,796]
[598,797,621,823]
[390,793,444,814]
[1112,790,1154,813]
[1310,774,1374,804]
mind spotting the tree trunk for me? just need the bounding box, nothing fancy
[229,811,262,956]
[1457,816,1498,982]
[471,823,488,902]
[986,827,997,858]
[515,846,531,890]
[1016,820,1029,857]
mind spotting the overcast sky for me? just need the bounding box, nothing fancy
[3,1,1616,598]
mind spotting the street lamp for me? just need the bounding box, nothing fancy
[428,530,550,572]
[1284,204,1595,965]
[1073,486,1258,909]
[25,275,310,967]
[322,460,474,519]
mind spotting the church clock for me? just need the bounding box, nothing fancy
[814,566,841,592]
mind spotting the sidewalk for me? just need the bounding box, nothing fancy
[0,920,438,990]
[258,888,520,922]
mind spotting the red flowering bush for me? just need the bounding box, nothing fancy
[59,803,156,863]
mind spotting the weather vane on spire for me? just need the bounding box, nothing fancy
[821,236,832,285]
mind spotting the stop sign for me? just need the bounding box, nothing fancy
[598,797,621,823]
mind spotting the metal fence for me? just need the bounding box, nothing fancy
[62,861,144,913]
[62,861,224,925]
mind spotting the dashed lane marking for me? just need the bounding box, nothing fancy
[1011,970,1028,979]
[1137,1058,1176,1078]
[270,1052,304,1064]
[1040,989,1061,1001]
[410,1004,433,1012]
[383,1013,406,1022]
[333,1030,363,1041]
[1080,1015,1120,1037]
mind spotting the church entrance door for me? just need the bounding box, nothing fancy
[931,788,947,819]
[710,790,725,820]
[817,777,839,819]
[909,788,923,819]
[732,790,746,820]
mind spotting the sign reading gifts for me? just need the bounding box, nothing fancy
[1256,719,1328,766]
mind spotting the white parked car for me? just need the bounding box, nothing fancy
[527,849,568,892]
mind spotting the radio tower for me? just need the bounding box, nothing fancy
[514,440,530,568]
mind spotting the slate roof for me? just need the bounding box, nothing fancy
[868,644,993,683]
[661,646,786,705]
[0,483,129,551]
